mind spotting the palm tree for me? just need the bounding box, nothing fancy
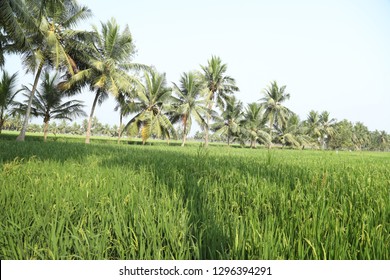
[241,102,270,148]
[0,0,34,67]
[124,70,175,145]
[16,71,86,141]
[378,131,388,151]
[275,114,312,149]
[319,111,336,149]
[64,18,147,144]
[260,81,292,146]
[200,55,239,146]
[368,130,386,151]
[0,1,76,62]
[303,110,336,149]
[15,0,91,141]
[0,71,21,133]
[211,95,243,146]
[170,71,208,146]
[113,87,144,144]
[3,112,23,131]
[352,122,370,150]
[114,92,131,144]
[304,110,321,146]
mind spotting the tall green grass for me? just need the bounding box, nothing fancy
[1,139,389,259]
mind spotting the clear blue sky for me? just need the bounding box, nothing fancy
[4,0,390,133]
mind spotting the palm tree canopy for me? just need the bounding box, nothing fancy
[352,122,370,149]
[319,111,336,132]
[124,70,175,143]
[21,0,92,74]
[260,81,292,131]
[64,18,147,97]
[241,102,271,146]
[200,55,239,109]
[114,89,140,118]
[170,71,209,134]
[0,71,20,111]
[17,71,87,123]
[275,114,312,148]
[0,0,36,66]
[0,70,21,133]
[305,110,321,138]
[139,70,172,108]
[212,95,243,138]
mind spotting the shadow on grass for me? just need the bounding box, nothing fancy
[98,145,318,259]
[98,146,233,259]
[1,134,319,259]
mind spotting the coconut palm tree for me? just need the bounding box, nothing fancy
[260,81,292,146]
[304,110,336,149]
[15,71,86,141]
[15,0,91,141]
[319,111,336,149]
[64,18,147,144]
[377,130,388,151]
[0,71,21,133]
[352,122,370,150]
[3,112,23,131]
[367,130,388,151]
[211,95,244,146]
[304,110,321,145]
[170,71,209,146]
[275,114,312,149]
[123,70,175,145]
[305,110,320,133]
[114,91,135,144]
[241,102,270,148]
[200,56,239,146]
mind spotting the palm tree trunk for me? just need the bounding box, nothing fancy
[43,121,49,142]
[16,63,43,141]
[322,135,329,150]
[86,92,99,144]
[205,101,213,147]
[117,112,122,144]
[0,117,3,134]
[268,118,273,149]
[0,109,4,133]
[205,113,209,147]
[182,133,187,147]
[181,114,187,147]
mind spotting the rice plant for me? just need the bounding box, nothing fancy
[0,139,389,259]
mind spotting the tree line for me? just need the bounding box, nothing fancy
[1,0,389,150]
[3,115,118,138]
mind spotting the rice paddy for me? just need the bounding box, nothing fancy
[0,137,389,260]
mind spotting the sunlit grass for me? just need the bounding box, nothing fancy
[0,137,389,259]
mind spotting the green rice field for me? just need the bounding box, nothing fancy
[1,136,389,260]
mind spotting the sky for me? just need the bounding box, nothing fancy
[4,0,390,134]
